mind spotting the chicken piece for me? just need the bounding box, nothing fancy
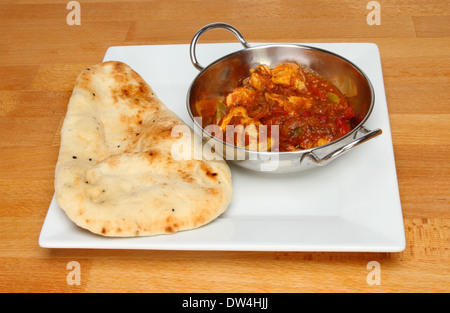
[287,96,313,110]
[265,93,308,117]
[219,106,265,150]
[219,106,261,131]
[226,87,256,107]
[271,62,306,91]
[248,65,272,91]
[316,138,330,147]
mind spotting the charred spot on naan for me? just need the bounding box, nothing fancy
[164,215,182,234]
[120,110,146,127]
[199,162,219,182]
[143,149,162,165]
[112,83,152,102]
[177,169,196,183]
[108,61,154,100]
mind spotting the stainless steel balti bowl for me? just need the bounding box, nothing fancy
[187,23,382,174]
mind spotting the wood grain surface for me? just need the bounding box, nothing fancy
[0,0,448,293]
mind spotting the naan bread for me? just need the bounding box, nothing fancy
[54,61,233,237]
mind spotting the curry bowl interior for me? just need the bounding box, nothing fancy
[188,44,374,148]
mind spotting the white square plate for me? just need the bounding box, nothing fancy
[39,43,405,251]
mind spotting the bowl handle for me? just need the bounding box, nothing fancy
[190,23,251,71]
[308,126,383,165]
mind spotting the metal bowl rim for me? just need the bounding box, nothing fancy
[186,43,376,156]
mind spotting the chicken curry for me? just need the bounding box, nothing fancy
[196,61,356,152]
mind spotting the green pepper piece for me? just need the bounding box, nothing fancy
[327,92,339,103]
[289,127,303,137]
[216,101,227,123]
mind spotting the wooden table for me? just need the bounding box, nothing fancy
[0,0,448,294]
